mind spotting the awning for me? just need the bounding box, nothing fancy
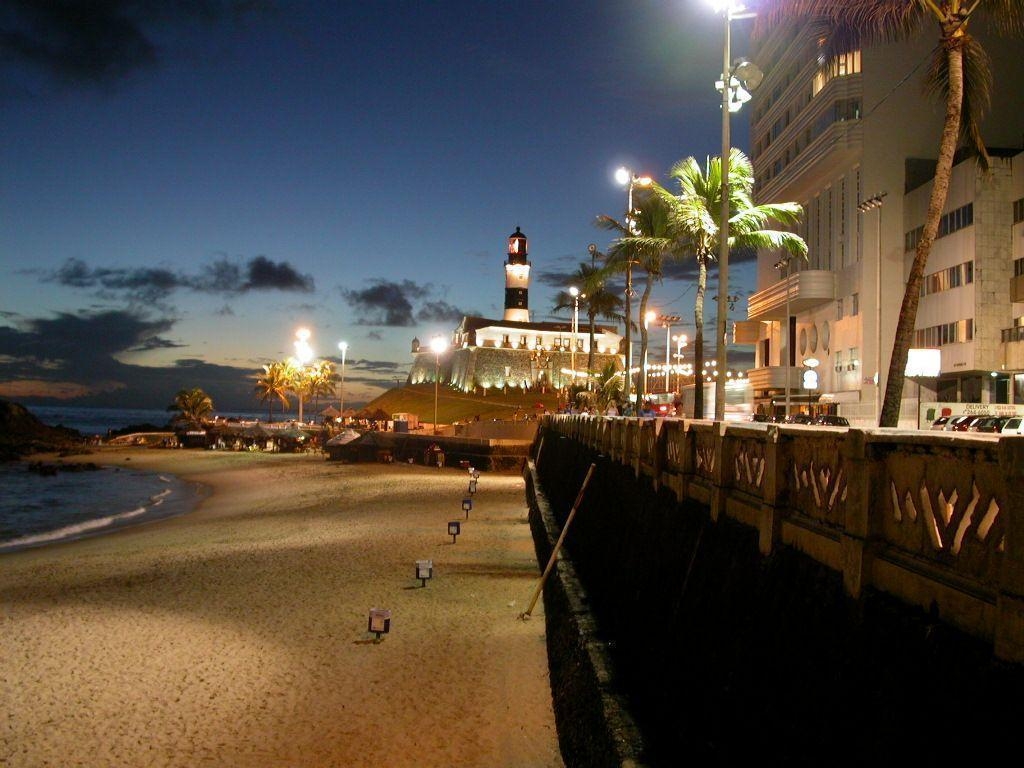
[818,391,861,404]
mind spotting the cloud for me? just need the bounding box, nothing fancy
[0,1,268,86]
[416,300,471,324]
[341,279,431,327]
[44,255,314,301]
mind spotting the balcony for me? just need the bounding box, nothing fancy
[745,365,805,391]
[1001,325,1024,370]
[747,270,836,321]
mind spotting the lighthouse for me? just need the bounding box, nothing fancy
[503,226,531,322]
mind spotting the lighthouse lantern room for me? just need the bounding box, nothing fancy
[503,226,531,322]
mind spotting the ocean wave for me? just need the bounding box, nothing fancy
[0,505,149,552]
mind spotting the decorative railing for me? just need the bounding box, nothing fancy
[537,415,1024,663]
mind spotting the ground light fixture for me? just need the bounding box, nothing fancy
[415,559,433,588]
[468,478,477,495]
[367,608,391,640]
[462,498,473,519]
[448,520,461,543]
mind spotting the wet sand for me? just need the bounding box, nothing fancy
[0,449,562,767]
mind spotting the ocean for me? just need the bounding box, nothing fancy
[0,405,239,553]
[0,462,206,553]
[24,404,269,437]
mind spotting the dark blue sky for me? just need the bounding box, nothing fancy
[0,1,755,410]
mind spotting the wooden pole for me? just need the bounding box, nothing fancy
[520,462,597,619]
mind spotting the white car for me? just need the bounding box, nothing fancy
[1000,417,1024,435]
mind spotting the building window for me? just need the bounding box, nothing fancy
[848,347,859,371]
[913,318,974,347]
[851,293,859,316]
[836,298,844,321]
[920,261,974,297]
[905,203,974,252]
[1014,197,1024,224]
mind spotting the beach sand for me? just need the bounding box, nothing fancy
[1,449,563,767]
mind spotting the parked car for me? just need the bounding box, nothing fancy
[930,416,950,430]
[814,414,850,427]
[1001,417,1024,435]
[970,416,1008,433]
[785,413,813,424]
[952,415,986,432]
[943,415,974,431]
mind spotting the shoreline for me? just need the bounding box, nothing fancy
[1,448,562,767]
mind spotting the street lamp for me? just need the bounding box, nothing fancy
[709,0,760,421]
[672,333,689,393]
[615,166,653,406]
[293,327,314,424]
[660,315,681,393]
[858,192,887,425]
[430,335,448,435]
[337,341,348,421]
[774,256,793,419]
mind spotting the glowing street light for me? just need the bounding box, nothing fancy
[569,286,582,390]
[672,333,689,392]
[430,334,448,435]
[660,315,681,393]
[337,340,349,421]
[615,166,653,405]
[293,327,314,424]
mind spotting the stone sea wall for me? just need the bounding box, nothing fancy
[528,416,1024,766]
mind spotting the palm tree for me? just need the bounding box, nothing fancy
[759,1,1024,426]
[167,388,214,425]
[655,150,806,418]
[552,261,625,384]
[306,360,337,414]
[597,191,679,404]
[255,361,292,422]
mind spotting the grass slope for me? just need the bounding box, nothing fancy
[360,384,560,425]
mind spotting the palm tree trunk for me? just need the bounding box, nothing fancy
[693,257,708,419]
[879,32,964,427]
[637,277,654,403]
[587,309,597,381]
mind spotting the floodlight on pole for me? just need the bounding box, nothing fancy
[708,0,760,421]
[429,335,448,435]
[337,341,348,419]
[293,327,314,424]
[615,166,653,406]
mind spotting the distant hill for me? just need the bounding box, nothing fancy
[0,399,85,460]
[359,384,560,426]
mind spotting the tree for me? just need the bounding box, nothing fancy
[597,191,679,404]
[254,361,292,422]
[655,150,806,418]
[759,1,1024,425]
[552,261,624,385]
[305,360,337,413]
[167,388,214,425]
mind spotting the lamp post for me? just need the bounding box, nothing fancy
[615,167,653,407]
[774,257,793,419]
[337,340,348,421]
[293,327,314,424]
[660,315,681,393]
[709,0,760,420]
[858,192,887,425]
[569,286,581,390]
[430,335,448,435]
[672,333,689,393]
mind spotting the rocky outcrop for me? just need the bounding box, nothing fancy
[0,399,84,460]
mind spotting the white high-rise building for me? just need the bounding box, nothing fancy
[742,22,1024,427]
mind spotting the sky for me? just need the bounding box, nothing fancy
[0,0,757,412]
